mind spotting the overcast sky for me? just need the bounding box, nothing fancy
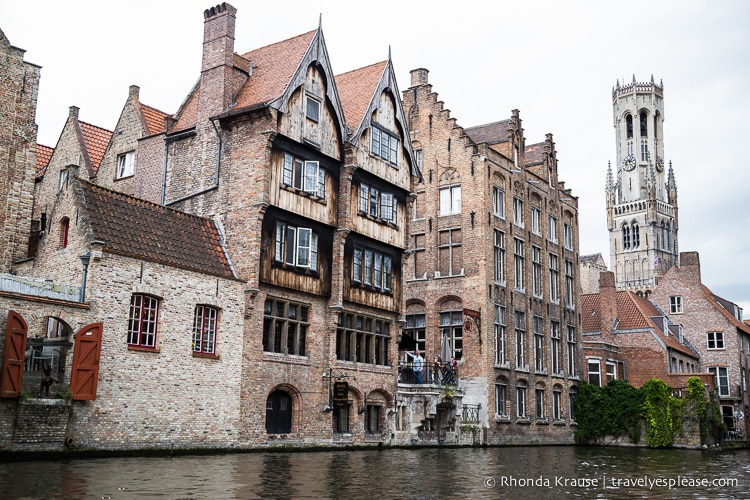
[3,0,749,313]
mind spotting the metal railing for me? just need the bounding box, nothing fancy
[398,361,459,386]
[461,404,481,423]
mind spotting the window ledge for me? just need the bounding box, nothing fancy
[535,418,549,425]
[128,345,160,353]
[516,418,531,425]
[494,362,511,370]
[515,365,530,373]
[495,416,511,424]
[553,419,567,426]
[534,369,548,376]
[114,174,135,181]
[192,352,220,360]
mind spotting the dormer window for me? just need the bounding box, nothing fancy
[117,151,135,179]
[306,95,320,122]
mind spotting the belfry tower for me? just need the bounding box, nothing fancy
[605,75,678,296]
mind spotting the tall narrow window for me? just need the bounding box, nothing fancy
[514,238,524,291]
[565,259,575,308]
[404,314,426,353]
[567,325,577,376]
[516,386,527,418]
[515,311,526,369]
[549,254,559,303]
[532,246,542,297]
[632,223,640,248]
[495,305,506,366]
[413,234,426,279]
[493,187,505,218]
[513,197,524,227]
[548,216,557,243]
[496,382,508,417]
[709,367,729,396]
[626,114,633,139]
[531,207,541,235]
[622,224,631,250]
[494,230,505,283]
[588,359,602,386]
[440,310,464,360]
[192,305,218,355]
[534,316,544,373]
[535,388,545,419]
[564,223,574,250]
[640,111,648,137]
[306,95,320,122]
[551,321,561,375]
[59,217,70,249]
[553,389,562,420]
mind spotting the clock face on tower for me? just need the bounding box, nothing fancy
[656,156,664,172]
[623,154,636,171]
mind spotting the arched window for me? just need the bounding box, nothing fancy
[266,390,292,434]
[59,217,70,248]
[625,114,633,139]
[631,223,640,248]
[640,111,648,137]
[622,224,631,250]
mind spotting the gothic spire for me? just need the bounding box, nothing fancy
[605,160,615,191]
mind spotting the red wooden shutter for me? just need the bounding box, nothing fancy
[70,323,103,401]
[1,310,28,398]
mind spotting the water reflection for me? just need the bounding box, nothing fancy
[0,446,748,499]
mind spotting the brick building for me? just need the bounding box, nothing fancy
[401,68,582,445]
[650,251,750,438]
[581,271,707,391]
[0,28,40,273]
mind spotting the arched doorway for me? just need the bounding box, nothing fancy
[265,390,292,434]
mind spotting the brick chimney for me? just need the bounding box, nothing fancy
[677,251,702,285]
[199,3,237,119]
[599,271,618,333]
[410,68,429,87]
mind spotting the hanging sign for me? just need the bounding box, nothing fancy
[333,381,349,409]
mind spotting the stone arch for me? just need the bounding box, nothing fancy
[265,383,303,435]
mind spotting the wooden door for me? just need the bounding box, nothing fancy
[1,310,28,398]
[70,323,103,401]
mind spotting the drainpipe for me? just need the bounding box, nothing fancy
[79,253,91,302]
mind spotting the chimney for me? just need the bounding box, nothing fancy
[410,68,429,87]
[199,3,237,115]
[678,251,702,285]
[599,271,618,333]
[129,85,140,100]
[69,106,79,119]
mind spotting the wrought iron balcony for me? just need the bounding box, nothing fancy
[397,361,459,386]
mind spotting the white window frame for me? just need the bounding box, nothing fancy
[496,383,508,417]
[670,296,683,314]
[495,305,507,366]
[370,124,399,165]
[494,230,505,284]
[516,386,527,418]
[352,246,393,291]
[493,187,505,218]
[439,185,462,215]
[587,358,602,386]
[282,153,325,199]
[564,223,573,250]
[274,222,319,271]
[548,215,558,243]
[513,197,524,227]
[709,366,730,396]
[359,183,397,224]
[707,331,725,350]
[514,238,524,291]
[549,253,559,303]
[117,151,135,179]
[532,246,542,297]
[531,207,541,235]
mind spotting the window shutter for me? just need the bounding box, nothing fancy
[70,323,103,401]
[1,310,27,398]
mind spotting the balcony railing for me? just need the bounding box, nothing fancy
[398,361,459,386]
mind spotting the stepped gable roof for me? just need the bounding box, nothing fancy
[582,290,696,357]
[171,30,317,133]
[35,144,54,179]
[79,181,237,280]
[464,119,511,146]
[78,121,113,175]
[702,285,750,335]
[139,102,168,136]
[336,61,387,131]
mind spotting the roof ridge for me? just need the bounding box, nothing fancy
[239,28,317,59]
[336,60,387,78]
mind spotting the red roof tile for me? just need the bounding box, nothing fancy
[35,144,54,179]
[79,121,113,174]
[336,61,387,131]
[139,103,168,136]
[79,181,237,280]
[172,30,317,133]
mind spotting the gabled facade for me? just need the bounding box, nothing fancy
[95,85,168,199]
[401,68,582,445]
[579,253,607,294]
[159,4,418,444]
[650,251,750,438]
[581,271,706,391]
[0,28,40,273]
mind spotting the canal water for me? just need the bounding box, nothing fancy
[1,446,748,499]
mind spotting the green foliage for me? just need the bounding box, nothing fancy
[575,378,707,448]
[687,377,708,443]
[642,378,681,448]
[574,380,643,444]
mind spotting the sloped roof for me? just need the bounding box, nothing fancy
[79,181,237,280]
[524,142,545,166]
[582,290,696,358]
[35,144,54,178]
[171,30,316,133]
[139,102,168,136]
[580,253,606,266]
[702,285,750,335]
[78,121,113,174]
[336,60,387,132]
[464,120,511,145]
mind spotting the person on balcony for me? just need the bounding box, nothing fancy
[406,350,424,384]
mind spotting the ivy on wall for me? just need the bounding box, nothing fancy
[575,377,712,448]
